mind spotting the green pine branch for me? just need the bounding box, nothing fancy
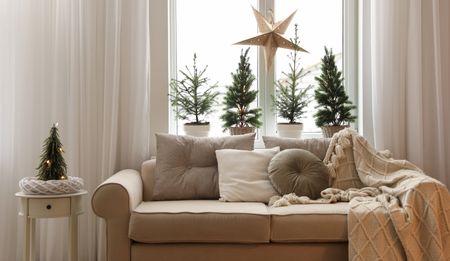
[272,24,312,124]
[314,47,356,127]
[36,124,67,181]
[170,53,219,124]
[221,48,262,130]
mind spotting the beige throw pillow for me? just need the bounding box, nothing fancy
[262,136,330,160]
[152,133,256,200]
[216,147,280,203]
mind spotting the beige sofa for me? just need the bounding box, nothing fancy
[92,159,349,261]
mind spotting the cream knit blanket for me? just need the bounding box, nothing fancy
[270,128,450,261]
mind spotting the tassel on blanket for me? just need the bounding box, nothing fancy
[269,187,382,207]
[323,128,365,189]
[327,163,336,178]
[338,135,351,148]
[323,129,353,172]
[331,154,339,166]
[335,144,344,158]
[268,193,318,207]
[377,149,393,159]
[321,187,381,202]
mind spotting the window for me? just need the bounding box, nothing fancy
[274,1,342,135]
[169,0,354,140]
[171,0,258,137]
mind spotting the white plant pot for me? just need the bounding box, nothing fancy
[229,126,255,136]
[183,124,210,137]
[321,125,348,138]
[277,123,303,139]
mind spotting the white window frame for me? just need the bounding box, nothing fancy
[154,0,358,149]
[344,0,359,132]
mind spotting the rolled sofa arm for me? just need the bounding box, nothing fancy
[92,169,143,261]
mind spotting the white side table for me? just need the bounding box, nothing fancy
[15,190,87,261]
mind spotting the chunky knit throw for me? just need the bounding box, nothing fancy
[270,128,450,261]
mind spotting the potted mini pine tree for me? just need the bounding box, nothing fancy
[314,47,356,138]
[170,53,219,137]
[272,24,312,138]
[221,48,262,135]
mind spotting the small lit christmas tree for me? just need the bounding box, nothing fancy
[221,48,262,132]
[36,123,67,180]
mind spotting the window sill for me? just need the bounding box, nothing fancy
[254,131,324,149]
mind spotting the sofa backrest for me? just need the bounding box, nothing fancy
[141,138,332,201]
[141,159,156,201]
[263,137,331,160]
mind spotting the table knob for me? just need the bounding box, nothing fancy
[46,204,52,210]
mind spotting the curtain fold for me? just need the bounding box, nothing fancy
[0,0,150,260]
[362,0,450,188]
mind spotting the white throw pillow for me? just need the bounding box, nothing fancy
[216,147,280,203]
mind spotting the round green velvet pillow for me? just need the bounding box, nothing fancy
[268,149,329,199]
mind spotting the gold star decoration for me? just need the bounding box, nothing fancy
[235,6,308,71]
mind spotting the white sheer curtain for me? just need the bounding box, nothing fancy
[0,0,150,260]
[361,0,450,188]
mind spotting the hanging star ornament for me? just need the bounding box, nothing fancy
[235,6,308,71]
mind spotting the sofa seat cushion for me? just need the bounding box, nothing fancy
[269,203,349,243]
[129,200,270,243]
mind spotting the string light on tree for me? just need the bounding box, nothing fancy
[36,123,68,181]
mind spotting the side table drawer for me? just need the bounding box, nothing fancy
[29,198,70,218]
